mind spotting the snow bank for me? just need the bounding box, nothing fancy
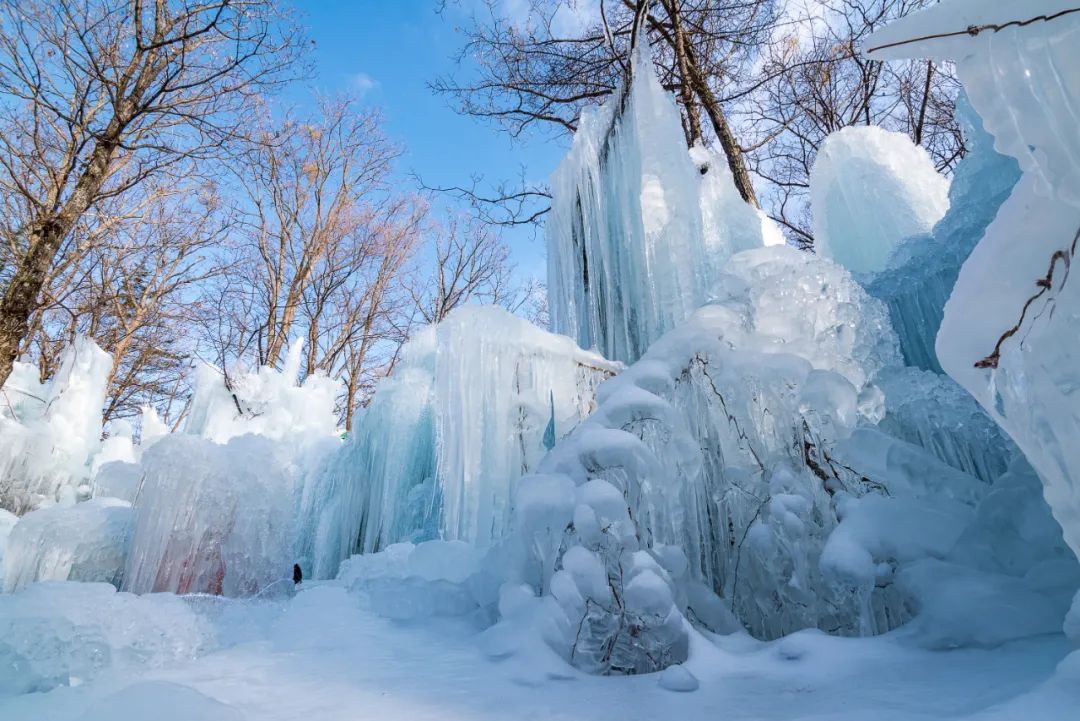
[0,336,111,513]
[3,498,133,592]
[298,305,617,579]
[0,581,210,696]
[811,126,949,276]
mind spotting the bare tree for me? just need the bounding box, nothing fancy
[432,0,774,211]
[434,0,963,245]
[21,179,230,422]
[225,97,402,369]
[744,0,964,244]
[0,0,305,388]
[410,215,524,325]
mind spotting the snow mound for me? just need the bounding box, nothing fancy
[3,498,133,592]
[77,682,244,721]
[811,125,949,276]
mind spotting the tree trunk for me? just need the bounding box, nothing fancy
[0,132,120,387]
[666,0,703,148]
[0,223,66,386]
[682,49,759,207]
[638,3,759,207]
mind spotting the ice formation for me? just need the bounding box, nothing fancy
[867,96,1021,372]
[546,41,712,362]
[869,0,1080,637]
[123,434,295,596]
[0,581,210,696]
[0,336,111,513]
[874,367,1017,483]
[692,145,785,274]
[497,230,959,673]
[297,306,618,580]
[186,342,340,445]
[810,126,949,276]
[117,347,340,596]
[3,498,133,592]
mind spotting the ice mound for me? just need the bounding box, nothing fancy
[0,581,211,696]
[3,498,133,592]
[124,434,295,596]
[506,244,907,670]
[867,96,1021,372]
[811,125,949,276]
[339,541,495,623]
[0,336,111,513]
[297,305,618,580]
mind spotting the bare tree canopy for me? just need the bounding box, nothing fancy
[432,0,964,244]
[0,0,307,387]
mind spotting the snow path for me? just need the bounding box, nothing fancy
[1,584,1073,721]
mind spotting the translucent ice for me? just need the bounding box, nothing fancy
[869,0,1080,639]
[124,435,295,596]
[811,126,949,276]
[297,306,618,580]
[0,336,111,513]
[547,41,731,362]
[0,581,210,696]
[3,498,133,592]
[867,96,1021,372]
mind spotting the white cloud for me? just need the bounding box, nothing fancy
[349,71,379,97]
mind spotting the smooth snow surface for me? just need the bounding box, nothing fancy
[0,580,1076,720]
[811,125,949,275]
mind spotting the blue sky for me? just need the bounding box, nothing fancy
[293,1,567,278]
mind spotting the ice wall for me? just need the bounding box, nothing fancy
[298,306,618,580]
[546,42,711,362]
[121,348,341,596]
[0,336,111,513]
[123,434,295,596]
[868,0,1080,636]
[811,126,949,276]
[867,96,1021,372]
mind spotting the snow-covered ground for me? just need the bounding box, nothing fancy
[1,580,1075,721]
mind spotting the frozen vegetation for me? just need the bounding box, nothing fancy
[2,1,1080,719]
